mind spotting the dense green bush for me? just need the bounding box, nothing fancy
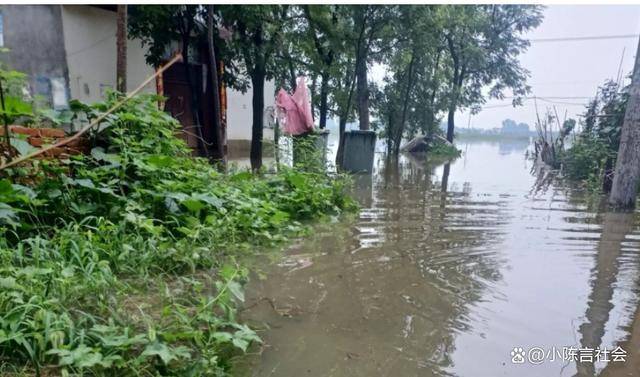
[0,93,355,376]
[553,80,627,192]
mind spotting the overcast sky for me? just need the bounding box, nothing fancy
[457,4,640,129]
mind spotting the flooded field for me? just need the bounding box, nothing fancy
[238,139,640,377]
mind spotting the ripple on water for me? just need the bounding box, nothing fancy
[238,141,640,377]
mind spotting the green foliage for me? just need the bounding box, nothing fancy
[0,66,34,126]
[428,141,461,160]
[0,93,355,375]
[128,5,201,68]
[369,5,543,155]
[558,80,627,192]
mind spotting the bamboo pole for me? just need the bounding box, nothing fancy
[0,53,183,171]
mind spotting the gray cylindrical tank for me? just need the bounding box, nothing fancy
[340,130,376,173]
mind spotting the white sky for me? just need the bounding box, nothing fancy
[458,4,640,129]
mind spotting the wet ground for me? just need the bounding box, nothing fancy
[237,139,640,377]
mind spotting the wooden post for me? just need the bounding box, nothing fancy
[609,37,640,208]
[116,5,128,93]
[0,79,11,161]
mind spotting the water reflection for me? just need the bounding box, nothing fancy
[238,139,640,377]
[575,212,636,376]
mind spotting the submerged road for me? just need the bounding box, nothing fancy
[238,139,640,377]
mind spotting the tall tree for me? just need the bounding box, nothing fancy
[334,52,357,167]
[441,5,542,142]
[352,6,372,131]
[609,37,640,208]
[220,5,287,171]
[302,5,340,129]
[206,5,225,165]
[128,5,211,157]
[374,5,445,157]
[116,5,127,93]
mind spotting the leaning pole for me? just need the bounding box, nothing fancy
[609,36,640,208]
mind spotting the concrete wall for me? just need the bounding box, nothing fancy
[60,5,156,104]
[2,5,70,109]
[227,80,275,146]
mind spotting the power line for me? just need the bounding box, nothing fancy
[530,34,640,43]
[480,96,591,109]
[500,95,593,99]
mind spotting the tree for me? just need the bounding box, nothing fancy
[128,5,211,158]
[219,5,288,171]
[373,5,446,157]
[441,5,543,142]
[301,5,341,129]
[116,5,127,93]
[351,5,391,131]
[333,55,357,167]
[129,6,245,162]
[609,37,640,208]
[206,5,224,165]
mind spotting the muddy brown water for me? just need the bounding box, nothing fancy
[237,139,640,377]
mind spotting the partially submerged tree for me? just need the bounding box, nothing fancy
[374,5,445,157]
[302,5,341,129]
[219,5,287,171]
[351,5,394,131]
[440,5,542,142]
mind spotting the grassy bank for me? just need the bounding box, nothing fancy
[0,94,355,376]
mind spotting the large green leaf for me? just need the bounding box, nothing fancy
[0,95,33,120]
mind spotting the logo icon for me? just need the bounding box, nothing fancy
[511,347,526,364]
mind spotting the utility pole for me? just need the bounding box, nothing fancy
[609,36,640,208]
[116,5,128,93]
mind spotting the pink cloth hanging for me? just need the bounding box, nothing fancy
[275,76,314,135]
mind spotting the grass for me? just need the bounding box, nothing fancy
[0,93,355,376]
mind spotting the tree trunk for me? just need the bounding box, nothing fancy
[287,58,297,91]
[207,5,225,165]
[336,56,357,169]
[446,70,462,143]
[446,104,455,143]
[336,116,347,167]
[354,6,370,131]
[250,70,265,172]
[609,38,640,208]
[319,73,329,129]
[427,51,441,136]
[116,5,127,93]
[394,53,416,157]
[355,44,370,131]
[387,112,394,157]
[310,75,317,122]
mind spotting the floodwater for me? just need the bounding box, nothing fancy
[238,139,640,377]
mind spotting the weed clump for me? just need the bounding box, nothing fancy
[0,93,355,376]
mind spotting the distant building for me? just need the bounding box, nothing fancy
[0,5,273,157]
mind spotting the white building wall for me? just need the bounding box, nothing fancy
[227,80,275,142]
[60,5,155,104]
